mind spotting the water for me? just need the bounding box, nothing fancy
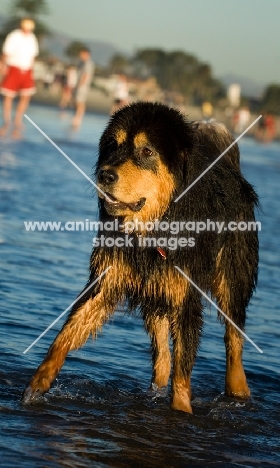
[0,105,279,467]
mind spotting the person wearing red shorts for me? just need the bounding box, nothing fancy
[0,18,38,138]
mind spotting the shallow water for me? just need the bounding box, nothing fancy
[0,105,279,467]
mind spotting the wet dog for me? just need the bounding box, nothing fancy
[22,102,258,413]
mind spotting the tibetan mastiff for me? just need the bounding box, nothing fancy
[22,102,258,413]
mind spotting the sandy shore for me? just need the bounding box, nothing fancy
[27,85,280,139]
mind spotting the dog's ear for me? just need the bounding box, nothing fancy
[176,121,196,184]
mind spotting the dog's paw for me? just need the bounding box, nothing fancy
[21,373,52,404]
[21,384,44,404]
[171,394,193,413]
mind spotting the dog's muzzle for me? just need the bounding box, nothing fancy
[97,169,146,212]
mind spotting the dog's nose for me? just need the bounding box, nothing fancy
[98,169,119,185]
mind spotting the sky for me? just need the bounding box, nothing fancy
[2,0,280,86]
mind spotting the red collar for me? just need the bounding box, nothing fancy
[156,247,167,259]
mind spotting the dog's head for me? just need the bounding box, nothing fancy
[96,102,194,226]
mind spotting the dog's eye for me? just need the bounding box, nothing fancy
[141,147,153,157]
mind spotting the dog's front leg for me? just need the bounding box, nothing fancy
[170,289,203,413]
[22,286,114,404]
[145,315,171,388]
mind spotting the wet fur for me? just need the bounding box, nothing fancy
[22,102,258,412]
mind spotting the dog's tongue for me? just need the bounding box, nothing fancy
[104,193,118,203]
[126,197,146,212]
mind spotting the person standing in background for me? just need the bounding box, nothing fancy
[0,18,39,138]
[72,47,94,129]
[111,74,129,114]
[234,106,250,133]
[59,65,78,110]
[201,101,213,121]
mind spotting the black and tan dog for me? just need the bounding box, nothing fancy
[22,102,258,413]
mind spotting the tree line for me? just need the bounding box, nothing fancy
[107,48,225,105]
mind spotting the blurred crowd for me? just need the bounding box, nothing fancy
[231,107,276,142]
[0,17,277,142]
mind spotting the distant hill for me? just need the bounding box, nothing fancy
[0,14,7,31]
[219,73,265,98]
[41,32,120,67]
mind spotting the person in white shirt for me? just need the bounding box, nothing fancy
[110,74,129,114]
[0,18,39,137]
